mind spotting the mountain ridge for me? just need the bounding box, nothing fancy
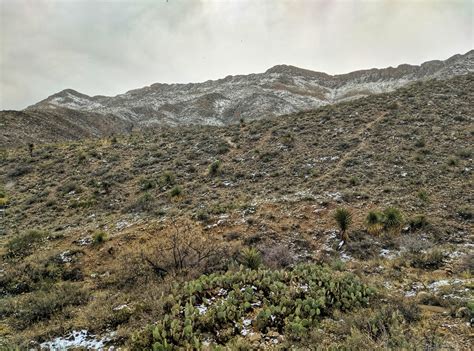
[26,50,473,127]
[1,50,472,147]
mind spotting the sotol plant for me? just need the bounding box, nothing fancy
[239,247,262,269]
[366,211,383,236]
[334,208,352,241]
[383,207,404,235]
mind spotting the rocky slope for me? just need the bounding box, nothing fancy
[1,50,472,148]
[0,73,472,349]
[26,50,474,127]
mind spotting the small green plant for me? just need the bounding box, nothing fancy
[408,214,429,230]
[139,177,155,191]
[366,211,383,235]
[457,206,473,221]
[414,138,425,148]
[382,207,404,235]
[5,230,47,258]
[0,196,8,207]
[93,231,108,245]
[349,176,360,186]
[334,208,352,241]
[160,172,176,186]
[128,192,155,212]
[447,156,459,166]
[208,160,222,176]
[170,185,182,197]
[239,247,262,269]
[417,189,429,203]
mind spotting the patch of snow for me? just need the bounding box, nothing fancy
[40,330,112,350]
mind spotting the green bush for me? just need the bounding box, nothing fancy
[139,177,156,191]
[366,211,383,235]
[170,185,182,197]
[417,189,429,203]
[93,231,108,245]
[128,192,155,212]
[208,160,222,176]
[408,214,429,230]
[130,264,374,349]
[383,207,404,234]
[5,230,47,258]
[410,249,445,269]
[239,247,262,269]
[333,208,352,240]
[0,283,88,329]
[160,172,176,186]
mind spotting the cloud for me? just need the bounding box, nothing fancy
[0,0,472,109]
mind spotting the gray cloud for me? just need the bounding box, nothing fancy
[0,0,472,109]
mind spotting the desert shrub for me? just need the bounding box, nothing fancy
[333,208,352,241]
[160,172,176,186]
[366,210,384,235]
[383,207,404,234]
[456,206,473,221]
[93,231,108,245]
[239,247,262,269]
[58,181,81,195]
[139,177,156,191]
[345,231,381,259]
[349,176,360,186]
[170,185,182,197]
[5,230,47,259]
[0,196,8,207]
[194,209,210,222]
[0,255,83,295]
[417,189,429,203]
[400,235,432,254]
[261,244,294,269]
[408,214,429,230]
[8,164,32,178]
[216,141,230,155]
[130,264,374,349]
[128,192,155,212]
[457,148,472,159]
[414,138,425,148]
[208,160,222,176]
[410,249,445,269]
[447,156,459,166]
[1,283,88,330]
[457,253,473,274]
[141,220,226,275]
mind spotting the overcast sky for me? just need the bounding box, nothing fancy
[0,0,472,110]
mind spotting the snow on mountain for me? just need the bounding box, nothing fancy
[27,50,474,127]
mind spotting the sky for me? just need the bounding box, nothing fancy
[0,0,472,110]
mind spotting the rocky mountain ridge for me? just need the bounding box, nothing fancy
[27,50,474,127]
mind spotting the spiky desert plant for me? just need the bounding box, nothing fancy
[366,211,383,236]
[239,247,262,269]
[383,207,404,235]
[208,160,222,176]
[333,208,352,241]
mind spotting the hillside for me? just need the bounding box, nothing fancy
[1,51,472,149]
[0,74,473,349]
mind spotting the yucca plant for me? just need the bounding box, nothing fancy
[366,210,383,235]
[333,208,352,241]
[239,247,262,269]
[383,207,404,235]
[208,160,222,176]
